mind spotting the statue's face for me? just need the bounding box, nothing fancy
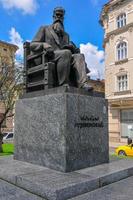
[53,11,64,24]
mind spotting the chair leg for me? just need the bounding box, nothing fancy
[44,63,48,89]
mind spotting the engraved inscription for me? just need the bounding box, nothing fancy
[75,115,104,129]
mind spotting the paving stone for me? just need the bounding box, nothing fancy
[77,158,133,186]
[0,156,49,184]
[69,176,133,200]
[0,179,45,200]
[16,169,98,200]
[0,156,99,200]
[0,157,133,200]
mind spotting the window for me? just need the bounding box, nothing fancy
[117,13,126,28]
[6,133,13,139]
[121,110,133,138]
[117,74,128,92]
[3,48,7,52]
[117,42,127,61]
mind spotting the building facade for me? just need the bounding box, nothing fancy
[100,0,133,147]
[0,40,18,132]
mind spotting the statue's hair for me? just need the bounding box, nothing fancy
[53,7,65,16]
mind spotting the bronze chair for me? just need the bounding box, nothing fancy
[23,42,56,93]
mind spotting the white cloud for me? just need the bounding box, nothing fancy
[0,0,38,14]
[9,27,23,58]
[80,42,105,79]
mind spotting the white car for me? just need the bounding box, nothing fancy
[3,132,14,143]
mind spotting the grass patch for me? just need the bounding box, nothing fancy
[0,143,14,156]
[110,153,133,161]
[0,152,13,156]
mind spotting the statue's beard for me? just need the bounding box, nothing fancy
[53,21,64,36]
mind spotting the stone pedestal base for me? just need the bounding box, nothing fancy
[14,89,109,172]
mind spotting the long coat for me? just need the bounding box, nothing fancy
[30,24,88,87]
[30,25,70,52]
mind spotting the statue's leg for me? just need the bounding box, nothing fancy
[72,54,88,88]
[54,50,72,86]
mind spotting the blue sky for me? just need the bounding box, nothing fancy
[0,0,108,79]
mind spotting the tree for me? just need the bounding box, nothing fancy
[0,54,23,152]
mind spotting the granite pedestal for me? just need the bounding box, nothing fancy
[14,87,109,172]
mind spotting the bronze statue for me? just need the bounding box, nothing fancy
[24,7,93,92]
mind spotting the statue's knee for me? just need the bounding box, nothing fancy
[73,54,84,62]
[62,49,72,58]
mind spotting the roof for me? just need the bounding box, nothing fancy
[0,40,18,51]
[88,79,105,84]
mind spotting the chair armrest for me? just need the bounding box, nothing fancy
[27,51,45,61]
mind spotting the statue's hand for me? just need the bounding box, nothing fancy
[45,47,55,59]
[62,45,77,54]
[62,45,74,51]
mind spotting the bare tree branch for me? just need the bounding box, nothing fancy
[0,53,23,151]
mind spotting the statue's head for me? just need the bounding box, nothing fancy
[53,7,65,24]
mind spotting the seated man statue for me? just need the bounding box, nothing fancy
[30,7,93,91]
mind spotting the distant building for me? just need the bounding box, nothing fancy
[87,78,105,93]
[0,40,18,132]
[100,0,133,148]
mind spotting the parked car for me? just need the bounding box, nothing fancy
[2,132,14,143]
[115,143,133,156]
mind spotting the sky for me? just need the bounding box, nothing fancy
[0,0,108,79]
